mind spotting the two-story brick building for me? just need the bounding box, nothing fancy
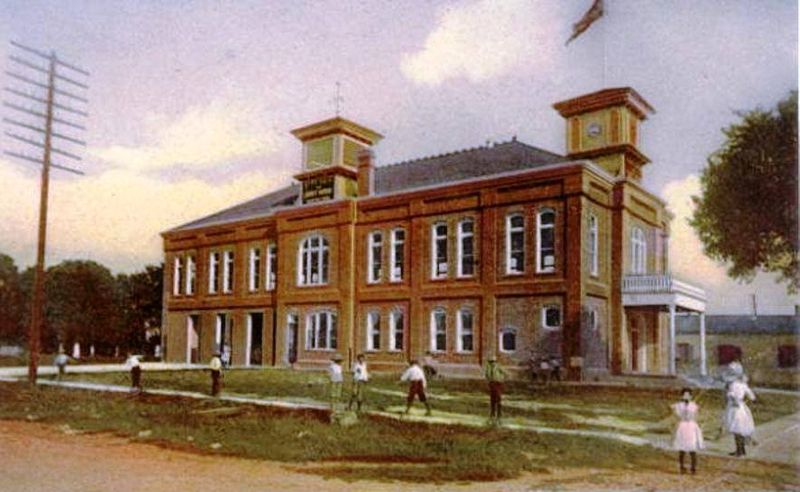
[160,87,707,379]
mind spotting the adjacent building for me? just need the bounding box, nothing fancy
[160,87,707,379]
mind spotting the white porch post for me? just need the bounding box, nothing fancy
[699,312,707,377]
[668,303,676,375]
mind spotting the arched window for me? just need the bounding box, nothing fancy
[506,213,525,274]
[298,234,329,286]
[631,227,647,274]
[306,310,337,350]
[366,311,381,351]
[456,307,474,352]
[588,214,598,276]
[499,327,517,353]
[430,308,447,352]
[537,208,556,273]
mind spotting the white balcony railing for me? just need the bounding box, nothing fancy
[622,274,706,301]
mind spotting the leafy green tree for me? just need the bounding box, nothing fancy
[691,92,799,292]
[116,264,163,353]
[0,254,25,344]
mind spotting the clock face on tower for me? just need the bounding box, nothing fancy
[586,122,603,137]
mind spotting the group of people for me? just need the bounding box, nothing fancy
[669,360,757,474]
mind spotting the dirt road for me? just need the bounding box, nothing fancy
[0,420,795,492]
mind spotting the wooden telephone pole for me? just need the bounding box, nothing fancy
[3,41,88,384]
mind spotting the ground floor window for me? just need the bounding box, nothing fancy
[366,311,381,351]
[456,308,474,352]
[677,342,693,362]
[499,327,517,353]
[542,305,561,330]
[306,310,337,350]
[389,309,404,351]
[430,308,447,352]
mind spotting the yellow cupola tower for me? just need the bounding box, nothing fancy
[291,117,383,203]
[553,87,655,181]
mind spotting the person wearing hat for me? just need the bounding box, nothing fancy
[54,347,69,381]
[400,359,432,416]
[672,387,704,474]
[209,351,223,396]
[726,373,756,457]
[484,355,507,423]
[125,351,143,393]
[328,354,344,411]
[348,353,369,413]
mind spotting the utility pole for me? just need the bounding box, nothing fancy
[3,41,88,385]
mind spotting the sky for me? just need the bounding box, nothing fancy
[0,0,797,314]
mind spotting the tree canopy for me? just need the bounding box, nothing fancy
[691,92,799,292]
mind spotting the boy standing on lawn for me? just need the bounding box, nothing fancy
[401,360,432,416]
[348,353,368,413]
[54,348,69,381]
[329,354,344,411]
[125,352,142,392]
[484,356,506,423]
[209,351,223,396]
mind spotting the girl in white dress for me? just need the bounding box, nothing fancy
[672,388,704,474]
[727,374,756,456]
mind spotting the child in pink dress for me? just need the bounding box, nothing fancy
[672,388,704,474]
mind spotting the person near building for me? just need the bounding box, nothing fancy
[401,360,432,416]
[54,348,69,381]
[484,356,507,423]
[125,352,142,392]
[422,351,438,380]
[726,374,756,457]
[550,356,562,382]
[209,351,223,396]
[672,388,704,474]
[348,353,369,413]
[328,354,344,411]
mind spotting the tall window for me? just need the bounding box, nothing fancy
[366,311,381,351]
[222,250,235,293]
[506,213,525,274]
[631,227,647,274]
[389,309,404,351]
[390,228,405,282]
[456,308,474,352]
[173,257,183,295]
[298,235,329,286]
[185,255,196,295]
[208,251,221,294]
[457,219,475,277]
[248,247,261,292]
[306,310,337,350]
[542,305,562,330]
[430,308,447,352]
[589,214,599,276]
[499,326,517,353]
[431,222,448,279]
[537,208,556,273]
[367,231,383,284]
[266,243,277,291]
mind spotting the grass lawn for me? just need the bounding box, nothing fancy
[62,369,799,438]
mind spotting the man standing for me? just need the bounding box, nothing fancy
[484,356,507,423]
[401,360,432,416]
[209,351,223,396]
[125,352,142,392]
[348,353,368,413]
[328,354,344,412]
[54,348,69,381]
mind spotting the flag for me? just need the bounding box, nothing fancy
[565,0,604,45]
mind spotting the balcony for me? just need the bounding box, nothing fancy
[622,274,706,312]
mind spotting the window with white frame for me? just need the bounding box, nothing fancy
[506,213,525,274]
[390,228,405,282]
[456,308,474,352]
[431,222,448,279]
[185,255,196,295]
[306,310,337,350]
[298,235,329,286]
[499,326,517,353]
[266,243,277,290]
[589,214,599,276]
[389,309,404,351]
[367,231,383,284]
[457,219,475,277]
[366,311,381,351]
[430,308,447,352]
[222,250,235,293]
[631,227,647,274]
[542,305,562,330]
[248,247,261,292]
[537,208,556,273]
[173,256,183,296]
[208,251,221,294]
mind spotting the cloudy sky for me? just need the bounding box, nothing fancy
[0,0,796,314]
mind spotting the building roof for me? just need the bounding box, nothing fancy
[166,139,564,233]
[553,87,655,120]
[677,315,800,335]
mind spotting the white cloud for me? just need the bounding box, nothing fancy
[401,0,560,86]
[90,101,279,171]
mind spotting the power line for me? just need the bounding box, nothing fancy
[3,40,89,385]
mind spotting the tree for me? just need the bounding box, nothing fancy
[116,264,163,353]
[691,92,799,293]
[0,254,25,344]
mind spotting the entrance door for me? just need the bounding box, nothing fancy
[630,324,639,372]
[248,313,264,366]
[286,313,299,365]
[216,313,233,367]
[187,315,200,363]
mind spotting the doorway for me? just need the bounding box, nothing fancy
[216,313,233,367]
[286,313,299,365]
[247,312,264,366]
[187,315,200,364]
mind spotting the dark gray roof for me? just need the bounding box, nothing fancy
[677,315,800,335]
[168,139,564,232]
[374,139,565,194]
